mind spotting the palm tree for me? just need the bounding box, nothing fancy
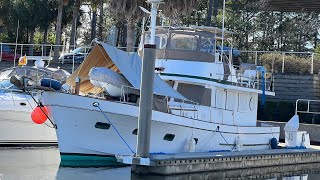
[54,0,68,61]
[90,0,99,42]
[160,0,198,25]
[98,0,104,41]
[109,0,146,52]
[69,0,82,49]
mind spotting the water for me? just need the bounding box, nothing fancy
[0,147,320,180]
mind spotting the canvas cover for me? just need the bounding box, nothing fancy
[67,43,186,100]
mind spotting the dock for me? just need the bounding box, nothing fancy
[119,148,320,175]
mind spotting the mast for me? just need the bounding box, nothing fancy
[220,0,226,62]
[149,0,162,44]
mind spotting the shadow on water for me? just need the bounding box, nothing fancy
[55,163,320,180]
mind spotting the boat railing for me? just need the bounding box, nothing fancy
[0,67,69,84]
[295,99,320,115]
[216,63,274,92]
[118,85,199,119]
[168,100,199,119]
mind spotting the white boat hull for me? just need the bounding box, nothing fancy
[42,92,280,161]
[0,92,57,146]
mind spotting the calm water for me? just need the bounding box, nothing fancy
[0,147,320,180]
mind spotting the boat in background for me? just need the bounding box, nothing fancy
[0,64,69,146]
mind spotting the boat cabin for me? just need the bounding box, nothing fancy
[140,26,237,63]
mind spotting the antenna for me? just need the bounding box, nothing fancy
[139,6,150,14]
[146,0,162,44]
[220,0,226,62]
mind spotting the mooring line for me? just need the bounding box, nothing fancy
[93,102,135,154]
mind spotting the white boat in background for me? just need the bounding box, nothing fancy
[0,65,69,146]
[39,24,280,166]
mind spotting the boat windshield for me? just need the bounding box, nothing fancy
[0,69,13,80]
[0,80,19,91]
[200,36,215,54]
[170,34,198,51]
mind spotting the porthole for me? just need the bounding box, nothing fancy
[132,128,138,135]
[95,122,110,130]
[163,134,175,141]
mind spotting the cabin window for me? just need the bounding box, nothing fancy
[200,36,215,54]
[163,134,175,141]
[170,34,198,51]
[238,93,250,112]
[95,122,111,130]
[165,80,174,87]
[216,89,226,109]
[176,83,211,106]
[226,91,238,111]
[132,128,138,135]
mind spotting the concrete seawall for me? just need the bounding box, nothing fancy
[140,149,320,175]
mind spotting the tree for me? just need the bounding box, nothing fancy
[69,0,82,49]
[90,0,99,42]
[160,0,198,25]
[98,0,104,41]
[109,0,146,52]
[54,0,69,61]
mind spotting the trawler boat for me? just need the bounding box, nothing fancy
[39,25,280,165]
[0,65,69,146]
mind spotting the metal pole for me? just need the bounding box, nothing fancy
[0,43,2,61]
[311,53,314,74]
[136,44,156,158]
[41,45,44,57]
[150,3,157,44]
[14,20,19,66]
[254,51,258,65]
[220,0,226,62]
[282,52,285,73]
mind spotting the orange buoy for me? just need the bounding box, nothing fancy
[31,106,48,124]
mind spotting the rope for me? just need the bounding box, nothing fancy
[218,130,235,151]
[200,127,218,150]
[93,102,134,154]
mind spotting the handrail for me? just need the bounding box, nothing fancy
[295,99,320,115]
[215,63,274,92]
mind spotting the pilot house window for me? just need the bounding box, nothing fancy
[176,83,211,106]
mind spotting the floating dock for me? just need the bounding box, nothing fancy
[120,148,320,175]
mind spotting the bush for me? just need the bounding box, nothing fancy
[259,53,312,74]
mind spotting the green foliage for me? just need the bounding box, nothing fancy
[260,53,312,74]
[0,33,9,42]
[0,0,74,44]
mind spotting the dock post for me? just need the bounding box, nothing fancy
[132,44,156,174]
